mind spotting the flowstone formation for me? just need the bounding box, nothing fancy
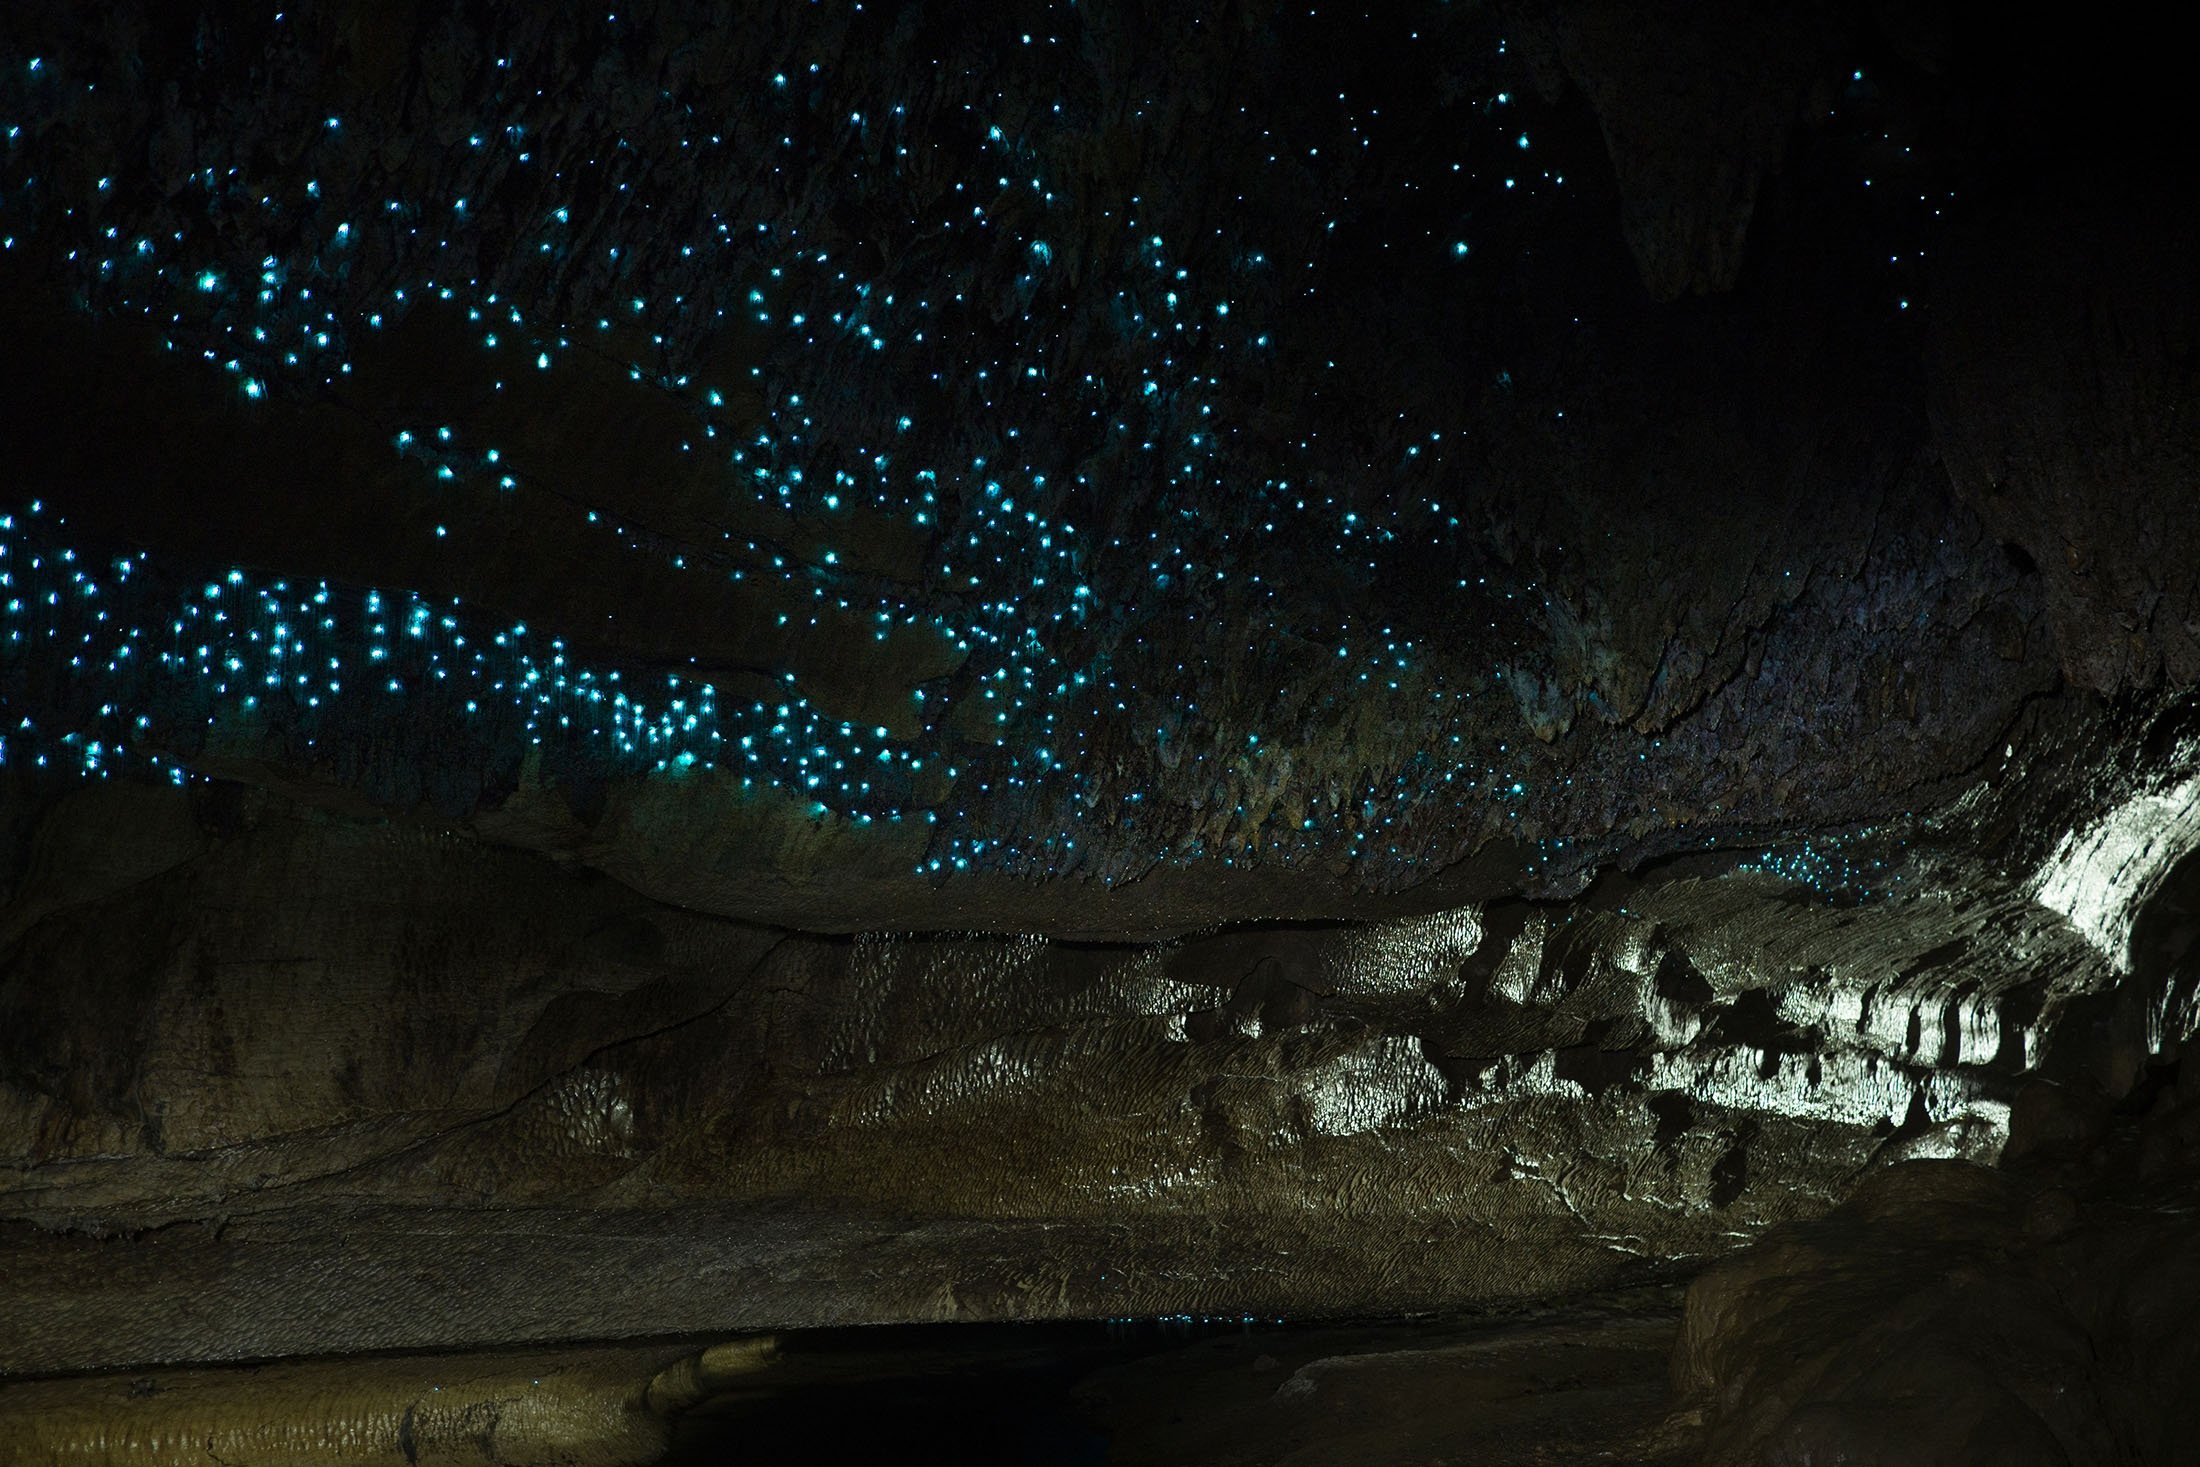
[2,1,2198,1459]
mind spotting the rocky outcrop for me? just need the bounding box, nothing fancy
[1670,1073,2200,1464]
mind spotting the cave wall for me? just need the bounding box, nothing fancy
[8,723,2195,1374]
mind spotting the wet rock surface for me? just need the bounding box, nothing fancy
[0,1339,776,1467]
[5,714,2198,1380]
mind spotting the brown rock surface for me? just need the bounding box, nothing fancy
[1670,1076,2200,1464]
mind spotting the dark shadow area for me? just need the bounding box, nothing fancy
[662,1303,1683,1466]
[663,1321,1127,1466]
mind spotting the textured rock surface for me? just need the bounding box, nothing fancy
[0,0,2166,916]
[1671,1074,2200,1464]
[0,1338,777,1467]
[6,713,2198,1374]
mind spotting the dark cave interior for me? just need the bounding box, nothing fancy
[1,2,2197,1463]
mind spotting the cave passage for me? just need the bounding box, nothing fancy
[2,2,2198,1463]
